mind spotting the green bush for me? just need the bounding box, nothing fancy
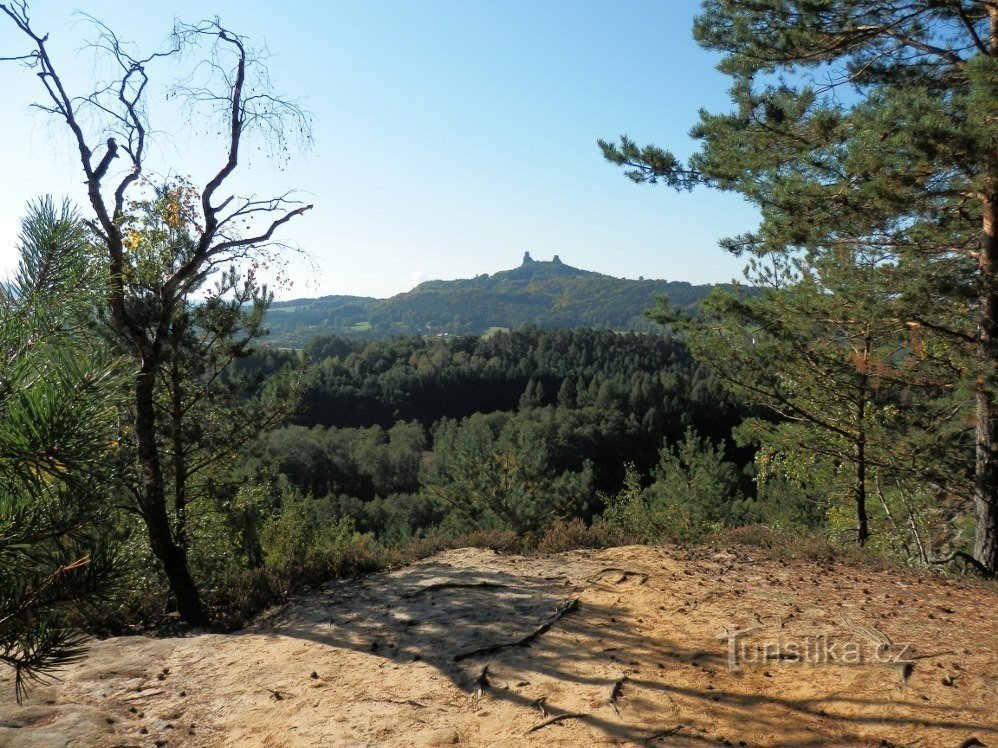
[605,430,746,543]
[261,490,382,581]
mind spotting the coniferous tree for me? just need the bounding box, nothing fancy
[602,1,998,571]
[670,245,966,548]
[0,200,124,700]
[104,185,303,604]
[424,414,595,536]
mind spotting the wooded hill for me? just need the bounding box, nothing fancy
[264,254,716,346]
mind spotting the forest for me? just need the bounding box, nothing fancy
[246,327,758,543]
[2,0,997,707]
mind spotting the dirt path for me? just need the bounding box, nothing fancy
[2,544,996,746]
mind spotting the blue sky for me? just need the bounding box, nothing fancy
[0,1,757,299]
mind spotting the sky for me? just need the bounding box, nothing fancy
[0,1,758,300]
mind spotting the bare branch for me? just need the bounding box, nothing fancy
[92,137,118,182]
[209,203,313,255]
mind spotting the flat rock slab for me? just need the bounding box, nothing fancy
[2,545,997,746]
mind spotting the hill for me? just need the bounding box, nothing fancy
[263,254,716,346]
[3,544,995,747]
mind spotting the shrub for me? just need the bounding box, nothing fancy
[710,524,895,569]
[536,518,623,554]
[261,491,383,581]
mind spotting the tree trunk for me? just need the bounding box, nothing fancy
[856,436,869,546]
[134,368,209,626]
[974,188,998,573]
[855,335,870,547]
[856,367,869,547]
[171,353,188,549]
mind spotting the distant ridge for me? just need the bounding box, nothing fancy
[264,256,716,347]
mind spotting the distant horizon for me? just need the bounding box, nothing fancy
[271,252,719,304]
[0,1,757,301]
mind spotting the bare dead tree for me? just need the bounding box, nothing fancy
[0,2,314,626]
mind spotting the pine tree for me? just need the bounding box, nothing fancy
[601,1,998,572]
[671,245,965,547]
[0,199,124,700]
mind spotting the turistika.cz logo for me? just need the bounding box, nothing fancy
[719,627,913,672]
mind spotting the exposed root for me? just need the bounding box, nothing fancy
[362,697,426,709]
[453,598,580,661]
[930,551,995,578]
[471,664,490,700]
[588,567,649,585]
[532,697,548,717]
[402,581,510,598]
[607,675,627,714]
[643,724,684,744]
[258,684,286,701]
[120,690,164,702]
[839,613,892,651]
[525,711,588,733]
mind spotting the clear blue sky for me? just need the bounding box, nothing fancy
[0,1,757,299]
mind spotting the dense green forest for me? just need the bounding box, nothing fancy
[242,328,757,544]
[264,254,717,346]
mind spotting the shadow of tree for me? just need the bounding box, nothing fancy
[247,551,997,746]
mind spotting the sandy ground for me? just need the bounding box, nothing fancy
[1,544,996,747]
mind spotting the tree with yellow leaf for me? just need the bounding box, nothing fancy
[1,5,312,625]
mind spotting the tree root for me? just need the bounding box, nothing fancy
[607,675,627,714]
[471,664,490,699]
[526,711,588,733]
[453,598,579,662]
[258,684,286,701]
[362,697,426,709]
[120,689,164,701]
[588,568,649,585]
[929,551,995,578]
[402,581,510,598]
[643,724,684,744]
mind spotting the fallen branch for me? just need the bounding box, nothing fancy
[454,598,579,661]
[526,711,588,733]
[402,581,510,598]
